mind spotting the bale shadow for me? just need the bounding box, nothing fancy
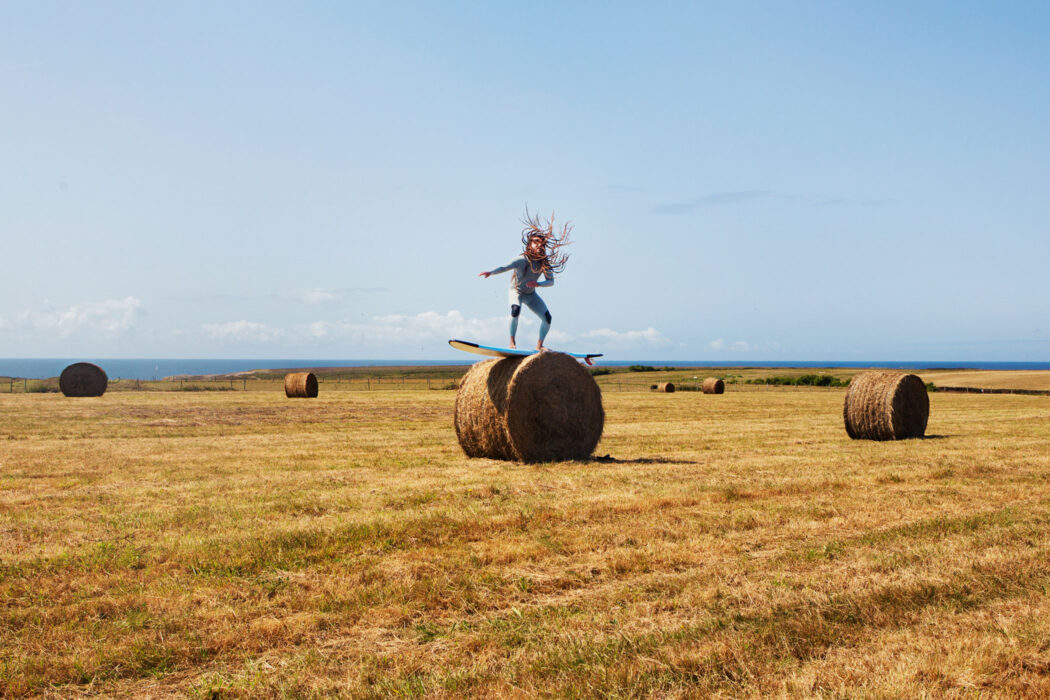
[589,454,702,466]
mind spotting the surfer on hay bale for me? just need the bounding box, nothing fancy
[479,208,572,351]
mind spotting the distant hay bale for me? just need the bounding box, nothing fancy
[655,382,675,393]
[59,362,108,397]
[454,352,604,462]
[284,372,318,398]
[843,371,929,440]
[702,378,725,394]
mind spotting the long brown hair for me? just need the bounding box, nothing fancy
[520,206,572,275]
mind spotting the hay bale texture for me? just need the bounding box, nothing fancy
[454,352,604,462]
[843,371,929,440]
[702,378,725,394]
[655,382,675,393]
[284,372,319,398]
[59,362,108,397]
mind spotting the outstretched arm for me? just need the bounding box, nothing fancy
[479,259,520,278]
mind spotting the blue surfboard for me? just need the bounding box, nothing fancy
[449,339,602,365]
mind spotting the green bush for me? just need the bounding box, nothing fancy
[25,382,60,393]
[747,374,850,388]
[628,365,657,372]
[589,368,612,376]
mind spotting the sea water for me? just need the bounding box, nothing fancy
[1,358,1049,380]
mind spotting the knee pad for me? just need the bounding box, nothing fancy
[510,304,521,318]
[544,311,552,324]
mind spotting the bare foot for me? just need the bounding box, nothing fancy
[509,340,517,349]
[536,344,548,352]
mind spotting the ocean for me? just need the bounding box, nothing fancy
[2,358,1049,380]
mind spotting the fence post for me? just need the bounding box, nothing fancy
[243,378,247,391]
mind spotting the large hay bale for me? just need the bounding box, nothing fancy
[843,371,928,440]
[285,372,318,398]
[702,378,725,394]
[59,362,108,397]
[655,382,675,393]
[454,352,604,462]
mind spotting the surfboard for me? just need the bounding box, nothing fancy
[448,339,602,365]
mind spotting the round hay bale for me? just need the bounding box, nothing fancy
[843,371,928,440]
[284,372,318,398]
[59,362,108,397]
[454,351,604,462]
[702,377,725,394]
[655,382,675,393]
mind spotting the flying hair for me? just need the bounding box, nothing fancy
[520,206,572,275]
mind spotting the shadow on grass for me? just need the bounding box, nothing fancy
[589,454,702,466]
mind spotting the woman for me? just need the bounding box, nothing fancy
[479,209,572,350]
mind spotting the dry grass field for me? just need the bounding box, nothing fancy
[917,370,1050,392]
[3,378,1050,698]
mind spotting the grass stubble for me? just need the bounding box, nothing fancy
[1,383,1049,698]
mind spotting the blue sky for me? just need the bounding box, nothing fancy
[2,2,1048,361]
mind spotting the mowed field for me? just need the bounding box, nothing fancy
[3,379,1050,698]
[918,370,1050,392]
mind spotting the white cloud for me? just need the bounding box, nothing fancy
[244,312,672,353]
[306,320,331,339]
[303,310,511,345]
[303,313,664,351]
[202,320,284,342]
[280,288,343,304]
[545,329,573,344]
[580,327,671,347]
[709,338,782,354]
[17,296,144,336]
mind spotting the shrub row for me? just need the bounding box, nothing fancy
[747,374,851,387]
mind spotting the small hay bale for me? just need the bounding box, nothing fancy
[454,351,604,462]
[843,371,928,440]
[59,362,108,397]
[655,382,675,393]
[702,378,725,394]
[284,372,318,398]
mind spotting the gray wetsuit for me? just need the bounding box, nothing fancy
[487,257,554,343]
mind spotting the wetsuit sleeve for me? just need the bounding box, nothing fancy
[534,271,554,287]
[488,259,522,275]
